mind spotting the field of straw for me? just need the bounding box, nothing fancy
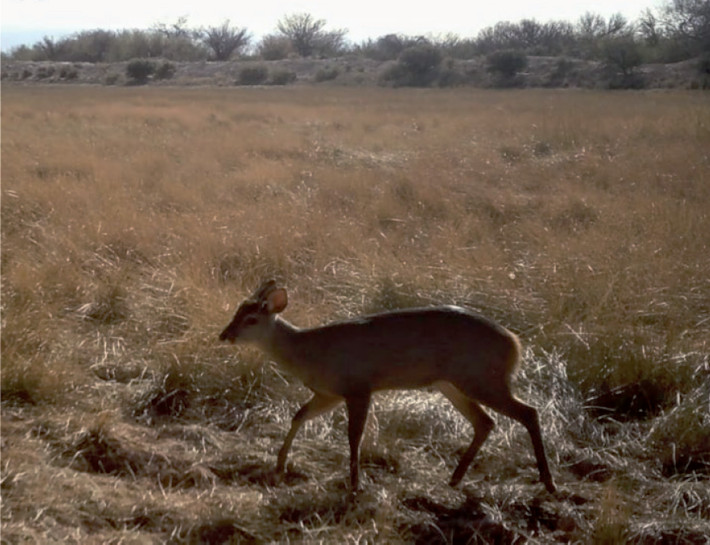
[2,85,709,543]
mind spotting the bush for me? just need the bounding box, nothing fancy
[126,59,156,84]
[380,44,443,87]
[436,59,466,87]
[607,72,647,90]
[35,65,56,79]
[276,13,347,58]
[603,38,646,89]
[269,70,297,85]
[237,65,269,85]
[258,34,292,60]
[361,34,411,61]
[201,21,250,61]
[154,61,176,80]
[59,65,79,80]
[603,36,642,76]
[486,49,528,79]
[545,57,576,87]
[698,53,710,76]
[399,44,443,84]
[314,66,339,82]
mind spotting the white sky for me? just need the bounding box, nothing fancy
[1,0,658,51]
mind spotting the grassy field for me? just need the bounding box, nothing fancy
[2,85,709,543]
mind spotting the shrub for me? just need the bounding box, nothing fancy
[201,21,250,61]
[607,73,646,90]
[603,36,642,76]
[314,66,339,82]
[276,13,347,58]
[380,44,443,87]
[269,70,297,85]
[126,59,156,84]
[649,377,710,476]
[237,65,268,85]
[35,65,56,79]
[546,57,576,87]
[698,53,710,75]
[1,358,66,405]
[436,59,466,87]
[154,61,176,80]
[361,34,410,61]
[486,49,528,79]
[258,34,292,60]
[603,38,646,89]
[399,44,443,84]
[59,65,79,80]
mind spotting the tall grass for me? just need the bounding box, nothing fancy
[2,86,709,543]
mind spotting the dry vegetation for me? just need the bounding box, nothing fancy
[2,85,709,543]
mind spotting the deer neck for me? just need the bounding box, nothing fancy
[258,317,303,366]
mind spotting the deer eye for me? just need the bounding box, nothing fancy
[243,316,258,327]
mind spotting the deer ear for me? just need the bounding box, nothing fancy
[253,280,277,301]
[266,288,288,314]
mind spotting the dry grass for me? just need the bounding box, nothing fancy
[2,85,709,543]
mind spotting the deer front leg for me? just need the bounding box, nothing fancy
[276,392,342,474]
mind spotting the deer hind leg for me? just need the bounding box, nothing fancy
[276,392,342,474]
[480,390,557,494]
[345,392,372,492]
[435,381,495,487]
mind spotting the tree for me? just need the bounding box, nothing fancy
[603,36,643,75]
[359,34,435,61]
[636,0,710,61]
[149,18,205,60]
[6,44,34,61]
[435,33,478,59]
[65,30,115,62]
[202,21,250,60]
[577,12,608,40]
[606,13,631,36]
[575,12,632,59]
[257,34,292,60]
[475,22,518,53]
[276,13,347,57]
[36,36,69,61]
[517,19,545,49]
[365,34,409,60]
[639,9,662,46]
[473,19,574,56]
[153,16,193,40]
[277,13,321,56]
[661,0,710,55]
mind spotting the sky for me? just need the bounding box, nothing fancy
[1,0,658,52]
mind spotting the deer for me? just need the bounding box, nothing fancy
[219,280,556,495]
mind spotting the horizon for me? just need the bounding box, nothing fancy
[1,0,655,53]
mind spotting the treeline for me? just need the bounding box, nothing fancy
[4,0,709,65]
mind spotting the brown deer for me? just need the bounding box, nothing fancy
[219,280,556,494]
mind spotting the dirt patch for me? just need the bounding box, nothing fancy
[400,496,520,544]
[187,518,261,545]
